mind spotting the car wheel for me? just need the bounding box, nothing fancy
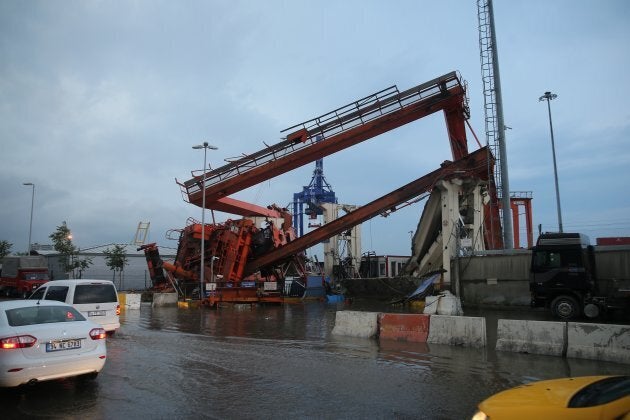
[551,295,580,319]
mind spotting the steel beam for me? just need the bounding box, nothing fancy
[244,147,491,275]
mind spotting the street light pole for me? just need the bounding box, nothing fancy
[192,142,218,300]
[539,91,563,233]
[23,182,35,254]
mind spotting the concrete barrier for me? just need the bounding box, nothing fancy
[332,311,379,338]
[379,313,430,342]
[152,292,178,307]
[567,322,630,364]
[427,315,486,347]
[332,310,630,363]
[495,319,566,356]
[122,293,141,310]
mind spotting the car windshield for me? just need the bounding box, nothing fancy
[5,306,86,326]
[568,376,630,408]
[73,284,117,304]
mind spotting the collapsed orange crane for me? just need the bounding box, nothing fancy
[141,71,503,305]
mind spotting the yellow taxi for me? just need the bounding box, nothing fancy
[473,376,630,420]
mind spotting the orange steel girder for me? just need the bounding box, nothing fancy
[186,73,469,209]
[484,162,505,250]
[510,196,533,249]
[244,147,491,276]
[210,197,287,218]
[444,106,468,160]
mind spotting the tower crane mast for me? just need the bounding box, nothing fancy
[477,0,512,249]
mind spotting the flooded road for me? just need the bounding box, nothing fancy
[2,302,630,419]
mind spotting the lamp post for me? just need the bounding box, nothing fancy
[23,182,35,254]
[192,142,218,299]
[539,91,563,233]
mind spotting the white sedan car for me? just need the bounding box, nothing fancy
[0,299,107,387]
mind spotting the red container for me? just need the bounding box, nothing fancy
[596,237,630,246]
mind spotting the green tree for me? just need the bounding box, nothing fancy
[103,244,128,289]
[0,240,12,260]
[49,222,92,278]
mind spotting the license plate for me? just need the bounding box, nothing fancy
[88,310,106,317]
[46,339,82,352]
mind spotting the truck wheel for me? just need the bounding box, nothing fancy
[583,303,600,319]
[551,295,580,319]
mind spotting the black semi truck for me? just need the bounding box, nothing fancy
[530,233,630,319]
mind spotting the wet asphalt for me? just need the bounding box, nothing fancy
[1,301,629,419]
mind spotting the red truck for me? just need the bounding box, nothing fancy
[0,255,50,298]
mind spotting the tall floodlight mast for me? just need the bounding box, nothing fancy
[477,0,513,249]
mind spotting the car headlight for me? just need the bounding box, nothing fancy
[471,411,488,420]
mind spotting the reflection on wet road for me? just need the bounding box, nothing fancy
[2,302,629,419]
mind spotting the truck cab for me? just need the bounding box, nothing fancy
[0,255,50,298]
[529,233,596,319]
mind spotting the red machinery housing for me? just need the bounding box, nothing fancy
[140,207,305,304]
[141,71,503,305]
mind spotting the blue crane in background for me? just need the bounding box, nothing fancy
[292,137,337,237]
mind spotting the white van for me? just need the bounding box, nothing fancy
[28,279,120,333]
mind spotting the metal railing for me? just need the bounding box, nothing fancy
[181,72,465,201]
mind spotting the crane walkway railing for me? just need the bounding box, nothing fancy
[182,71,465,200]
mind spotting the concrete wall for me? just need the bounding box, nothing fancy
[595,247,630,280]
[595,247,630,295]
[457,252,531,306]
[333,248,630,307]
[340,277,420,300]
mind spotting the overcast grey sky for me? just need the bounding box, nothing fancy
[1,0,629,257]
